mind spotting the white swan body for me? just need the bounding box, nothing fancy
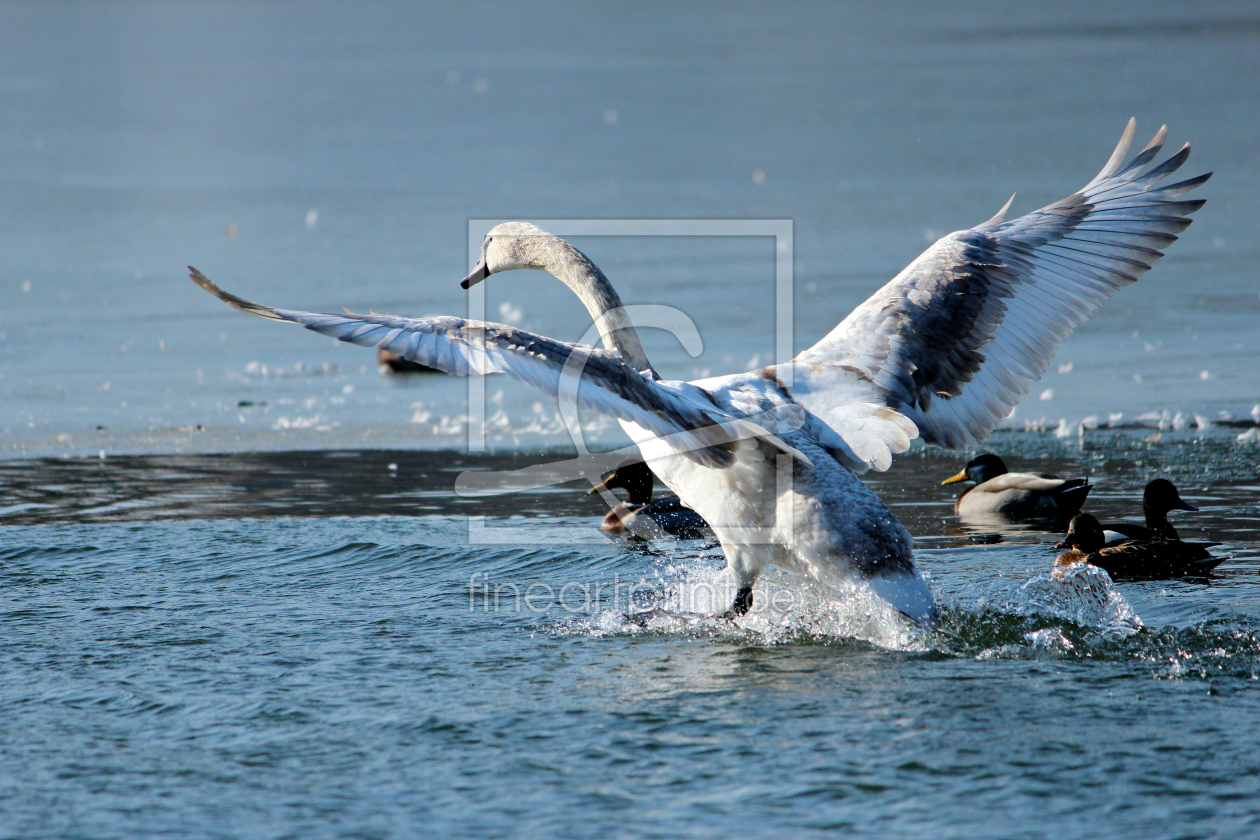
[620,370,921,617]
[189,120,1207,628]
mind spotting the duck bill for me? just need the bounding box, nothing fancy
[941,470,969,486]
[460,257,490,289]
[1178,499,1198,511]
[588,477,613,495]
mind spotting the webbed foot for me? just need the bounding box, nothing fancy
[714,587,753,620]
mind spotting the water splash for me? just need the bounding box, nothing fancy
[560,547,1155,662]
[1014,565,1144,638]
[562,555,935,651]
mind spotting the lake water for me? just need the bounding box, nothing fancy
[3,443,1260,839]
[2,2,1260,838]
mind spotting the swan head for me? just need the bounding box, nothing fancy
[461,222,561,288]
[458,221,652,374]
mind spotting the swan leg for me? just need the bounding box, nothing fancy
[724,587,754,618]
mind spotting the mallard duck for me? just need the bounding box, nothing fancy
[942,454,1091,517]
[589,461,713,540]
[1100,478,1199,542]
[1054,514,1223,580]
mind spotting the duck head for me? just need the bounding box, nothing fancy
[1055,513,1106,552]
[1143,478,1197,515]
[942,453,1008,486]
[588,460,655,507]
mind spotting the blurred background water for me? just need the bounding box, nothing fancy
[2,2,1260,838]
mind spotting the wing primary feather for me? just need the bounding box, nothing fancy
[1139,172,1213,199]
[1130,143,1191,187]
[1138,124,1169,155]
[980,193,1017,228]
[1110,125,1167,180]
[189,268,289,322]
[1084,118,1137,188]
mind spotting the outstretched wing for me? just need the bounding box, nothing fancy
[190,269,742,467]
[785,119,1209,459]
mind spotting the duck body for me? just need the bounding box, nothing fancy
[592,461,713,540]
[601,497,713,540]
[1055,514,1224,580]
[1088,540,1222,579]
[378,348,440,374]
[945,454,1091,517]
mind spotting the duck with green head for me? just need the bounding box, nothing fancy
[942,454,1091,518]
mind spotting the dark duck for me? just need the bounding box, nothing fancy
[589,461,713,540]
[1053,513,1224,580]
[942,454,1091,518]
[1100,478,1201,543]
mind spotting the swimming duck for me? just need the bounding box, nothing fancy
[1054,513,1223,580]
[942,454,1091,518]
[588,461,713,540]
[1100,478,1199,542]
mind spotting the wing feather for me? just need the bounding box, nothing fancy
[189,268,745,468]
[785,121,1210,460]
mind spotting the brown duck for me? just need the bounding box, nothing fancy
[1054,514,1223,580]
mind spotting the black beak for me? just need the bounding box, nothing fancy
[460,258,490,289]
[1178,498,1198,511]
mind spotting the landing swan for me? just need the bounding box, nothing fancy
[190,120,1207,627]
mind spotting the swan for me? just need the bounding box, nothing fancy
[1054,513,1223,579]
[941,453,1091,518]
[189,119,1207,627]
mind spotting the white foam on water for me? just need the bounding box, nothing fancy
[1000,564,1143,638]
[566,558,935,651]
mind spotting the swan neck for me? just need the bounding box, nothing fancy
[551,247,654,376]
